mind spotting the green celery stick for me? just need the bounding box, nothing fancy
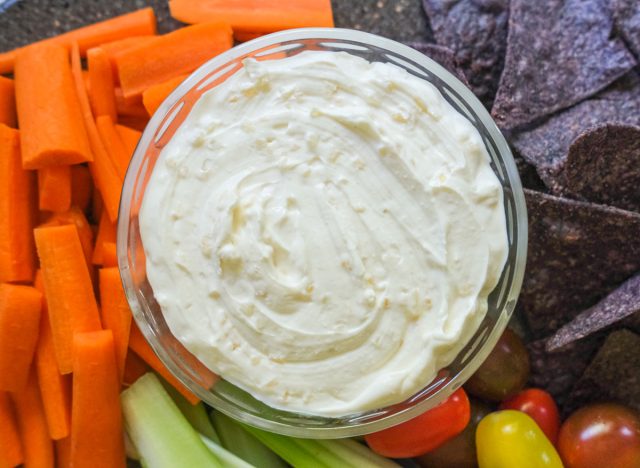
[161,378,220,443]
[210,411,287,468]
[200,434,257,468]
[121,373,223,468]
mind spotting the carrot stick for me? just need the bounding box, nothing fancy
[128,324,202,405]
[95,36,156,84]
[0,124,37,284]
[92,210,117,265]
[39,207,95,289]
[96,115,130,179]
[122,351,150,386]
[142,73,189,116]
[115,87,150,117]
[87,47,117,122]
[34,271,72,441]
[14,44,93,170]
[0,284,42,392]
[169,0,334,32]
[99,267,132,381]
[0,76,16,127]
[38,166,72,213]
[117,114,149,132]
[70,43,122,223]
[71,330,125,468]
[0,8,157,75]
[55,437,71,468]
[116,22,233,99]
[102,242,118,267]
[234,31,265,42]
[115,124,142,157]
[92,190,104,224]
[71,165,93,214]
[34,225,101,374]
[11,368,54,468]
[0,392,23,468]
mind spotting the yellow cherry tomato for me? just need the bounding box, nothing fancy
[476,410,563,468]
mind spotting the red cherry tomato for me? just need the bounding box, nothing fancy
[365,388,470,458]
[500,388,560,444]
[557,403,640,468]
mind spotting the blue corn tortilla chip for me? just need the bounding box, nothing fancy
[564,124,640,212]
[546,273,640,352]
[406,42,470,86]
[613,0,640,59]
[565,329,640,415]
[422,0,509,108]
[510,71,640,195]
[522,189,640,338]
[528,337,602,407]
[491,0,636,130]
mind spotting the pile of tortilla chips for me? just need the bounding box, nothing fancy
[419,0,640,414]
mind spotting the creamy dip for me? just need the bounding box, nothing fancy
[139,51,508,416]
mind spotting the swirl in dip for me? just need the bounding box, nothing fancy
[139,51,508,417]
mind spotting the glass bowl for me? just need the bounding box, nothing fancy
[117,28,527,438]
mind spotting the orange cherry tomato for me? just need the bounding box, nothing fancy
[500,388,560,444]
[557,403,640,468]
[365,388,470,458]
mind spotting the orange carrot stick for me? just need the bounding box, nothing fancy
[122,351,150,386]
[11,368,54,468]
[169,0,334,32]
[101,242,118,268]
[115,87,150,117]
[0,8,157,75]
[0,76,16,127]
[14,44,93,170]
[97,35,156,83]
[96,115,130,179]
[87,48,117,122]
[55,437,72,468]
[38,166,72,213]
[0,284,42,392]
[71,165,93,214]
[233,31,264,42]
[117,114,149,132]
[115,124,142,157]
[71,43,122,223]
[116,22,233,99]
[34,271,72,441]
[99,267,132,381]
[0,392,23,468]
[34,225,101,374]
[0,124,37,284]
[92,210,117,265]
[71,330,125,468]
[128,324,202,405]
[142,73,189,116]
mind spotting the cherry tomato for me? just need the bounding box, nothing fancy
[500,388,560,444]
[365,388,470,458]
[557,403,640,468]
[465,328,530,402]
[476,410,563,468]
[416,399,492,468]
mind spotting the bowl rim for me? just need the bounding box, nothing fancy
[117,27,528,438]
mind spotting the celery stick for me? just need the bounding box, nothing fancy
[200,434,256,468]
[161,378,220,443]
[291,437,357,467]
[242,424,329,468]
[318,439,400,468]
[121,373,223,468]
[211,411,287,468]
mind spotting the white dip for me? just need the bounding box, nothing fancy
[139,51,508,417]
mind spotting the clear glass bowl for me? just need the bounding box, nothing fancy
[117,28,527,438]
